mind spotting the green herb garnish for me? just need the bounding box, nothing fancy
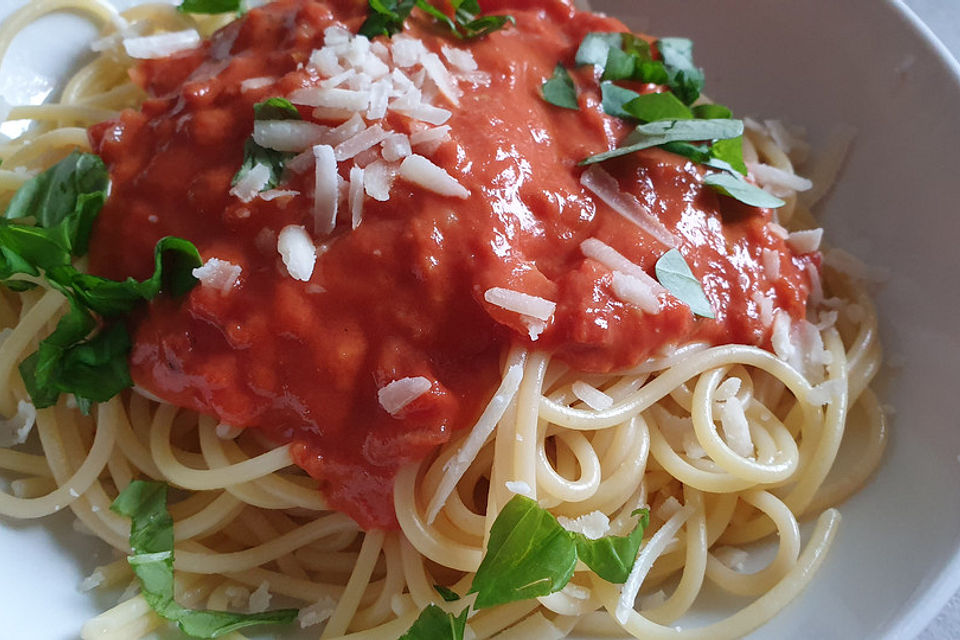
[541,65,580,111]
[654,248,715,318]
[581,118,743,165]
[359,0,513,40]
[467,495,650,609]
[599,82,640,119]
[570,508,651,584]
[575,32,622,68]
[111,481,299,639]
[399,604,468,640]
[0,152,202,411]
[622,92,693,122]
[233,97,301,193]
[656,37,704,105]
[434,585,461,602]
[703,173,785,209]
[178,0,241,13]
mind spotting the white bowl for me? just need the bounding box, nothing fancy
[1,1,959,638]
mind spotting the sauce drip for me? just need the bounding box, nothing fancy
[88,0,814,529]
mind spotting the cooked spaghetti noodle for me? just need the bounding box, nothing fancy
[0,1,886,639]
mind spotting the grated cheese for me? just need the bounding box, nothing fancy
[399,154,469,198]
[253,120,327,152]
[581,165,679,248]
[0,400,37,447]
[557,511,610,540]
[312,144,339,234]
[785,228,823,253]
[378,376,432,415]
[484,287,556,322]
[192,258,242,294]
[504,480,534,498]
[363,160,398,201]
[348,166,364,230]
[277,225,317,282]
[123,29,200,59]
[335,124,390,161]
[229,162,271,202]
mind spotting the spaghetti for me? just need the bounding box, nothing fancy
[0,1,886,639]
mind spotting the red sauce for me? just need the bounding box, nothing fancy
[88,0,815,529]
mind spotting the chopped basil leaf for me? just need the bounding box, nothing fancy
[600,82,640,119]
[456,13,515,39]
[660,141,712,164]
[468,495,578,609]
[399,604,468,640]
[655,249,715,318]
[601,45,636,82]
[703,172,786,209]
[692,103,732,120]
[4,150,108,258]
[581,118,743,165]
[541,65,580,110]
[576,32,622,68]
[360,0,512,40]
[359,0,416,37]
[233,98,302,192]
[708,136,748,175]
[656,38,704,105]
[252,97,300,121]
[570,508,650,584]
[434,585,461,602]
[112,481,299,639]
[178,0,241,13]
[622,92,693,122]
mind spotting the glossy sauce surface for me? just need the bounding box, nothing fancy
[88,0,814,529]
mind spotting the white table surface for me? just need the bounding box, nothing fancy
[905,3,960,638]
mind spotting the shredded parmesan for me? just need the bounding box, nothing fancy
[617,505,694,624]
[713,546,749,572]
[277,225,317,282]
[312,144,339,234]
[504,480,534,498]
[192,258,242,294]
[580,165,679,248]
[399,154,469,198]
[123,29,200,59]
[611,271,661,314]
[719,397,754,458]
[378,377,432,415]
[0,400,37,447]
[363,160,398,201]
[248,581,272,613]
[298,596,337,628]
[785,228,823,253]
[348,166,365,229]
[426,351,527,523]
[253,120,327,152]
[747,162,813,195]
[557,511,611,540]
[484,287,556,322]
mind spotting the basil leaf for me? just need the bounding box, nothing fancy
[656,38,704,105]
[622,92,693,122]
[541,65,579,111]
[709,136,748,176]
[252,97,300,121]
[660,141,712,164]
[233,98,302,191]
[600,82,640,119]
[178,0,241,14]
[399,604,468,640]
[571,509,650,584]
[112,481,299,639]
[601,46,635,82]
[581,118,743,165]
[359,0,416,37]
[621,33,654,61]
[469,495,578,609]
[434,585,461,602]
[4,151,108,257]
[655,249,715,318]
[458,14,515,39]
[703,172,785,209]
[576,32,622,68]
[634,59,669,85]
[416,0,458,32]
[692,103,732,120]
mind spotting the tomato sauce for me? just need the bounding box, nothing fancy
[88,0,815,529]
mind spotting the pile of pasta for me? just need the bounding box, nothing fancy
[0,1,886,639]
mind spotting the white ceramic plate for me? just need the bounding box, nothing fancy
[1,0,960,638]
